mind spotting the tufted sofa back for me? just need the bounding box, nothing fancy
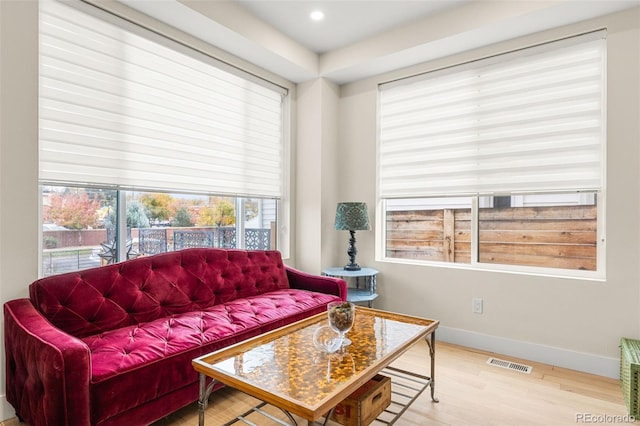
[29,248,290,338]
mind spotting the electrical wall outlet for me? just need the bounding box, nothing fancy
[472,298,483,314]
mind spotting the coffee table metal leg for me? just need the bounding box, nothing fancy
[425,331,439,403]
[198,373,217,426]
[307,407,336,426]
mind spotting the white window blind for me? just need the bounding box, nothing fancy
[39,0,286,198]
[378,32,606,198]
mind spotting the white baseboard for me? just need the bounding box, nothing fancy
[437,326,620,379]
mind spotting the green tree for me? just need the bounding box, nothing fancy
[104,201,153,231]
[244,199,259,222]
[172,207,194,227]
[127,201,150,228]
[196,198,235,226]
[139,193,175,221]
[44,192,100,229]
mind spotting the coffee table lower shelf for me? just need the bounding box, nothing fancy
[220,366,433,426]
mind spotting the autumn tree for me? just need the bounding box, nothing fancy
[44,192,100,229]
[196,198,235,227]
[139,193,175,222]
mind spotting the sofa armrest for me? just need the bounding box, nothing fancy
[4,299,91,426]
[285,266,347,301]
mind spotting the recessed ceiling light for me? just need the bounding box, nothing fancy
[310,10,324,21]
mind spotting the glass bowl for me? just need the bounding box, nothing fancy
[312,324,342,354]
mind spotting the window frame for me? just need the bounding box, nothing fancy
[38,0,292,275]
[377,193,605,280]
[39,183,281,276]
[376,32,607,280]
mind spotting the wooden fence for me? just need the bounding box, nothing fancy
[386,205,597,271]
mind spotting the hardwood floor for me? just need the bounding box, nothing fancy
[0,340,631,426]
[153,340,636,426]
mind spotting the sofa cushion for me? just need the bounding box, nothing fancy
[82,288,338,424]
[30,249,290,338]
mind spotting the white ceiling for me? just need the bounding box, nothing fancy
[120,0,640,84]
[235,0,470,54]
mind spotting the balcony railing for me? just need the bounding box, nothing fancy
[139,227,272,254]
[42,226,274,277]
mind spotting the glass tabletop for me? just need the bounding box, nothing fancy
[193,307,438,419]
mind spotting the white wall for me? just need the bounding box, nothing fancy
[0,0,40,420]
[0,1,300,421]
[295,78,341,273]
[336,7,640,378]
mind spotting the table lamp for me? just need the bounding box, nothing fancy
[334,202,371,271]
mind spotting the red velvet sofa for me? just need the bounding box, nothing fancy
[4,248,346,426]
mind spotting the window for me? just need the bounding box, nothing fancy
[385,197,472,263]
[41,185,277,277]
[477,193,598,271]
[39,0,287,276]
[378,32,606,277]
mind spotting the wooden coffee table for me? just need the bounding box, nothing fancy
[192,306,439,425]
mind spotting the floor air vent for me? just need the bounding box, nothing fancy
[486,357,532,374]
